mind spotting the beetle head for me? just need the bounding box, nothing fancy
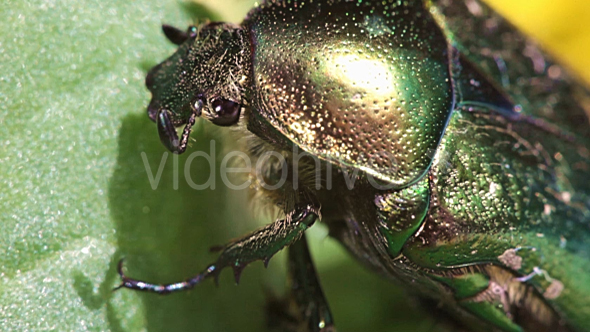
[146,23,251,153]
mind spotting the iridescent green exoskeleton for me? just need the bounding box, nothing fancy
[116,0,590,331]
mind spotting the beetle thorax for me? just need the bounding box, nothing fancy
[245,0,455,188]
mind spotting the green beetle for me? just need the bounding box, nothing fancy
[116,0,590,331]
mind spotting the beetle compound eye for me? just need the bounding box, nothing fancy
[210,98,241,126]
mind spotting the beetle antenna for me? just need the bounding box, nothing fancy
[176,110,197,154]
[156,100,202,154]
[176,99,203,153]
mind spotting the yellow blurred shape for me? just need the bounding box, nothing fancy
[485,0,590,84]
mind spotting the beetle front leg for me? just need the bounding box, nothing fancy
[115,204,319,294]
[272,234,335,332]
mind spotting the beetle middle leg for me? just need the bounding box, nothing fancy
[266,234,335,332]
[115,203,319,294]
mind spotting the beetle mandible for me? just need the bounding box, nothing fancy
[116,0,590,331]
